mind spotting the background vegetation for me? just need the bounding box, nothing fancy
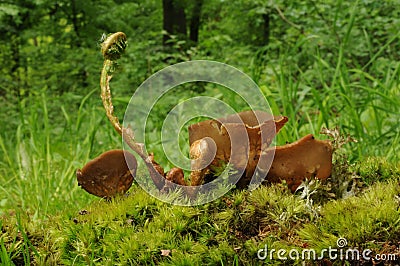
[0,0,399,264]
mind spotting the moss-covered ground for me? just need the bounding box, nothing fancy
[1,158,399,265]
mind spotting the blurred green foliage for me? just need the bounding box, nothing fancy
[1,0,399,159]
[1,0,399,93]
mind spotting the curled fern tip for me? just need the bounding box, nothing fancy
[101,32,127,60]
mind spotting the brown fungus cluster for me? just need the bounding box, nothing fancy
[76,32,333,199]
[77,111,333,198]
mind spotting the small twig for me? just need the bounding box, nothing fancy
[274,5,303,33]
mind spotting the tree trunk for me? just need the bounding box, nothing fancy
[262,13,270,45]
[70,0,81,46]
[174,2,187,37]
[189,0,203,44]
[162,0,187,46]
[162,0,175,45]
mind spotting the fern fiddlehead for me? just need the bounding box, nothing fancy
[100,32,165,189]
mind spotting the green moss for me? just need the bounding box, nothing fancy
[298,180,400,251]
[351,157,400,185]
[1,158,399,265]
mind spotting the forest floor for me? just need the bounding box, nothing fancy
[1,156,399,265]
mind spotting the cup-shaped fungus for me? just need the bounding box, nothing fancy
[77,150,137,198]
[261,134,333,191]
[188,110,288,187]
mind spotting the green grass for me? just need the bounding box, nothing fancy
[262,37,400,162]
[251,0,400,162]
[0,90,122,218]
